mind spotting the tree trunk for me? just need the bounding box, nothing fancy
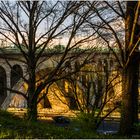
[27,97,37,121]
[119,1,139,136]
[120,52,139,135]
[26,63,38,121]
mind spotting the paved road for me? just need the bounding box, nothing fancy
[97,118,140,134]
[97,119,120,134]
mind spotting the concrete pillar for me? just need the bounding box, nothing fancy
[22,64,27,77]
[6,70,11,96]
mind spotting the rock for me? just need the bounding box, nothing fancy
[53,116,70,125]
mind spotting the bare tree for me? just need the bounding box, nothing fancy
[53,53,121,130]
[86,1,140,136]
[0,1,97,121]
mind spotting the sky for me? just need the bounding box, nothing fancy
[0,1,125,50]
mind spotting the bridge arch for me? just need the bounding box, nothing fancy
[11,64,23,88]
[0,66,7,106]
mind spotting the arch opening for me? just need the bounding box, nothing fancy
[11,64,23,88]
[0,66,7,106]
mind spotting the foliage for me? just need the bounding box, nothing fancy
[53,45,65,52]
[76,112,98,130]
[134,123,140,135]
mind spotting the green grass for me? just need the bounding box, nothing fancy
[0,110,100,139]
[0,110,138,139]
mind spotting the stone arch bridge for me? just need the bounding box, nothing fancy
[0,49,116,110]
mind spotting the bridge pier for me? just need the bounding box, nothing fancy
[0,62,25,110]
[6,71,11,97]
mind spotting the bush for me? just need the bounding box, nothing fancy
[76,113,97,130]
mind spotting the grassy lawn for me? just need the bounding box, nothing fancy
[0,110,136,139]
